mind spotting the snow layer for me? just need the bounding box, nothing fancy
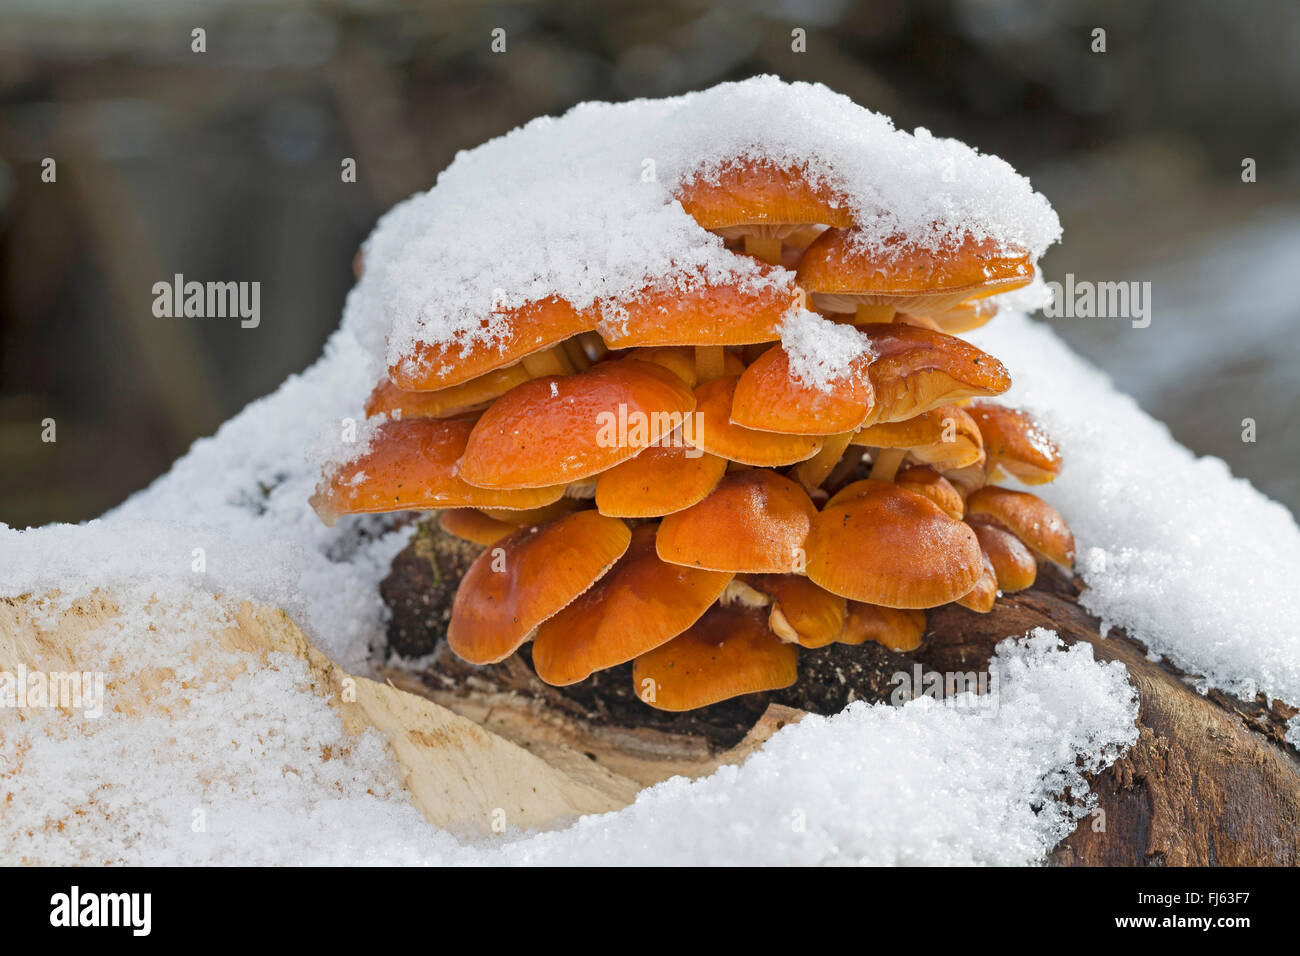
[971,314,1300,738]
[353,76,1060,378]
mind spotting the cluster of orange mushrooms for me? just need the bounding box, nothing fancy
[313,158,1075,712]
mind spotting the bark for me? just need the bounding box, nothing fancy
[382,519,1300,863]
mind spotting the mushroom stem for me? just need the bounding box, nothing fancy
[869,447,907,482]
[824,446,863,489]
[794,431,854,492]
[743,234,782,265]
[855,303,896,324]
[561,337,591,372]
[521,347,573,378]
[580,332,609,362]
[695,345,727,383]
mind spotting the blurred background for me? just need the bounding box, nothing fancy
[2,0,1298,527]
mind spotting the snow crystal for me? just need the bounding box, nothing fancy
[780,308,873,390]
[345,76,1059,377]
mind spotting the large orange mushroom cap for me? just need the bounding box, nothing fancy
[839,603,927,651]
[674,159,853,239]
[389,296,595,392]
[690,376,823,466]
[966,402,1062,485]
[965,486,1075,567]
[859,324,1011,423]
[730,344,874,436]
[743,574,847,648]
[310,417,565,526]
[806,479,983,607]
[632,603,798,711]
[598,265,802,348]
[595,442,727,518]
[447,510,632,665]
[796,228,1034,315]
[969,520,1038,592]
[657,469,816,573]
[531,526,733,686]
[365,366,530,420]
[458,358,696,489]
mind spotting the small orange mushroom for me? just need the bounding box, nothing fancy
[839,603,927,652]
[955,552,998,614]
[969,520,1038,592]
[365,366,531,420]
[657,469,816,574]
[389,296,594,392]
[965,486,1075,567]
[447,510,631,665]
[859,324,1011,424]
[894,465,965,520]
[458,358,696,489]
[730,344,874,436]
[531,526,732,686]
[690,376,823,466]
[806,479,983,607]
[437,508,516,547]
[310,418,565,526]
[966,402,1062,485]
[743,574,847,648]
[796,228,1033,319]
[594,442,727,518]
[631,603,798,711]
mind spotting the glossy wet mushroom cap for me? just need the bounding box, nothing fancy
[806,479,983,607]
[966,402,1062,485]
[893,465,965,520]
[657,469,817,574]
[389,296,595,391]
[447,510,632,665]
[858,324,1011,423]
[838,603,927,652]
[458,358,696,489]
[969,520,1038,592]
[743,574,847,648]
[965,486,1075,567]
[438,508,516,547]
[365,366,531,420]
[730,344,874,436]
[690,376,823,466]
[531,526,733,686]
[631,603,799,711]
[309,417,565,526]
[594,442,727,518]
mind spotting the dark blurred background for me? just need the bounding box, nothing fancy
[2,0,1298,527]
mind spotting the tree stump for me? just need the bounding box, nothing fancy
[381,518,1300,863]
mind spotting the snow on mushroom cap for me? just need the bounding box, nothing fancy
[343,77,1060,387]
[779,308,873,391]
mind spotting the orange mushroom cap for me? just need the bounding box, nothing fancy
[839,603,927,651]
[969,520,1038,592]
[859,324,1011,423]
[743,574,847,648]
[598,265,801,348]
[966,402,1062,485]
[851,403,984,471]
[632,603,798,711]
[594,442,727,518]
[447,510,632,665]
[657,469,816,574]
[531,525,733,686]
[806,479,983,607]
[438,509,516,547]
[674,159,853,239]
[730,344,874,436]
[796,229,1033,315]
[894,465,965,520]
[309,418,565,526]
[956,551,998,613]
[365,366,530,420]
[389,296,594,392]
[965,486,1075,567]
[690,376,823,466]
[458,358,695,489]
[926,298,999,335]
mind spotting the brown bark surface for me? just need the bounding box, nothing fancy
[383,519,1300,864]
